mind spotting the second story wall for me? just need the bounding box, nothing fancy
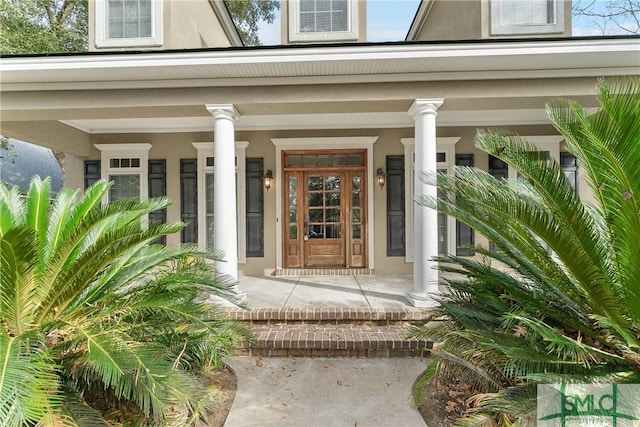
[409,0,572,42]
[89,0,241,52]
[413,1,482,41]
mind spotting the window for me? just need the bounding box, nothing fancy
[300,0,348,32]
[193,142,248,263]
[289,0,359,42]
[95,0,162,48]
[401,137,460,263]
[455,154,475,256]
[491,0,564,35]
[94,144,151,203]
[560,152,578,193]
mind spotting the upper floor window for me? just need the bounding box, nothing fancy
[300,0,348,33]
[95,0,162,48]
[289,0,359,42]
[491,0,564,35]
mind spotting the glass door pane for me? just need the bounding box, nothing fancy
[307,175,341,239]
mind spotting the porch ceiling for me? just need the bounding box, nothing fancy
[60,109,563,134]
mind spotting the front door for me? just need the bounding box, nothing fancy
[304,172,344,266]
[283,150,366,268]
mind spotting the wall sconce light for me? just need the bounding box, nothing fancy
[376,167,386,190]
[263,169,273,191]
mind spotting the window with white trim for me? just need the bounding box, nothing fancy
[491,0,564,35]
[289,0,359,42]
[401,138,460,263]
[95,144,151,203]
[95,0,162,48]
[193,142,248,264]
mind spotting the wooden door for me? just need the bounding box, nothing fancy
[283,150,367,269]
[303,172,345,267]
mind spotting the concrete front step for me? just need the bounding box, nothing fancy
[228,307,433,357]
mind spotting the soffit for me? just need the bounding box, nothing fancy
[1,38,638,91]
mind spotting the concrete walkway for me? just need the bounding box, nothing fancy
[224,356,428,427]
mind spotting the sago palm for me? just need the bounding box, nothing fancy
[0,178,247,426]
[412,78,640,425]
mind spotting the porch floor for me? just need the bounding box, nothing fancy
[237,275,419,308]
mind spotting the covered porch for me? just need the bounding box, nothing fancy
[1,37,636,307]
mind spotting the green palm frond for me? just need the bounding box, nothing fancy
[549,78,640,322]
[1,177,243,424]
[414,79,640,425]
[0,183,25,236]
[25,177,51,255]
[68,326,173,418]
[0,226,39,335]
[0,334,60,427]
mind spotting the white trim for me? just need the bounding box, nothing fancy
[95,0,163,48]
[94,143,152,205]
[401,137,460,263]
[192,141,249,264]
[288,0,359,42]
[271,137,379,271]
[491,0,565,35]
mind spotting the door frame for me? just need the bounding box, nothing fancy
[272,137,379,271]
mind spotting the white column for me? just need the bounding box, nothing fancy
[206,104,239,281]
[406,99,444,307]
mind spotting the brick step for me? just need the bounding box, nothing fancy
[235,323,432,358]
[226,307,432,325]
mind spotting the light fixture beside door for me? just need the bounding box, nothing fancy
[263,169,273,191]
[376,167,386,190]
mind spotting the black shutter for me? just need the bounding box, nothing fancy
[246,158,264,257]
[180,159,198,244]
[148,159,167,245]
[455,154,475,256]
[386,155,405,256]
[488,155,509,179]
[560,152,578,194]
[488,154,510,251]
[84,160,101,190]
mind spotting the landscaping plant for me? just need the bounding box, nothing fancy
[412,78,640,425]
[0,178,247,426]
